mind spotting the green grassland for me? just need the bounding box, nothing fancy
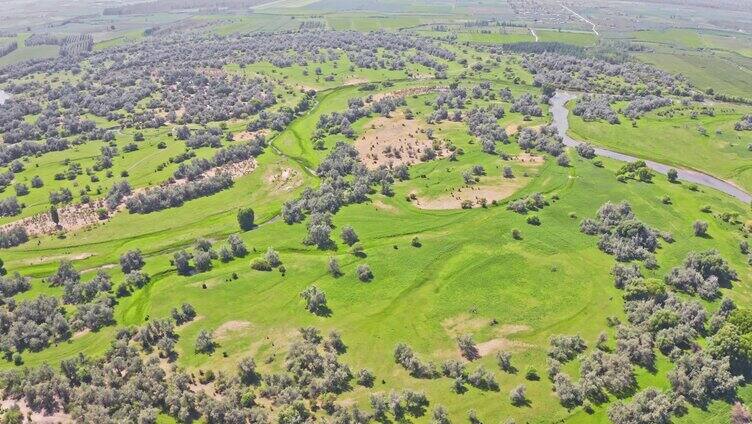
[4,63,752,423]
[567,100,752,192]
[0,33,59,67]
[3,13,752,424]
[630,29,752,99]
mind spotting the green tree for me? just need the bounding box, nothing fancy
[237,207,255,231]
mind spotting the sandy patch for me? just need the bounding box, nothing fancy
[73,329,90,339]
[344,77,368,85]
[476,324,533,356]
[235,129,269,141]
[442,313,489,336]
[442,315,532,358]
[413,179,527,210]
[4,200,109,238]
[356,111,447,169]
[372,200,398,213]
[80,263,117,274]
[516,153,544,165]
[202,158,256,180]
[265,167,302,192]
[24,252,95,265]
[505,124,520,136]
[213,320,251,340]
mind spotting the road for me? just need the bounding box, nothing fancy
[549,92,751,203]
[529,27,539,41]
[559,3,599,36]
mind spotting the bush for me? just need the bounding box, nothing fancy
[237,207,255,231]
[356,264,373,282]
[251,259,272,271]
[693,220,708,237]
[195,329,215,354]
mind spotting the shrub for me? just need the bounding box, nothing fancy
[237,207,255,231]
[356,264,373,282]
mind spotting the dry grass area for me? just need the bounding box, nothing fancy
[442,314,532,358]
[476,324,533,356]
[265,167,302,192]
[413,153,544,210]
[214,320,251,340]
[413,178,529,210]
[24,252,95,266]
[4,200,109,238]
[234,129,269,141]
[356,111,447,169]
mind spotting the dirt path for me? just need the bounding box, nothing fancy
[559,3,599,36]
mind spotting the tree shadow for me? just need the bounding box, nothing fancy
[313,305,333,317]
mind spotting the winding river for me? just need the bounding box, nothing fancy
[549,92,752,204]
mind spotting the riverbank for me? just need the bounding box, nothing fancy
[550,91,752,203]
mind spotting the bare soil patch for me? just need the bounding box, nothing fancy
[6,200,109,238]
[214,320,251,340]
[24,252,95,265]
[372,199,398,213]
[516,153,545,165]
[344,77,368,85]
[442,313,489,336]
[265,167,302,192]
[413,179,527,210]
[356,111,448,169]
[476,324,533,356]
[235,129,269,141]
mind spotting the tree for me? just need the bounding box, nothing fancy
[194,251,212,273]
[265,247,281,267]
[228,234,247,257]
[50,205,60,227]
[431,405,450,424]
[510,384,527,406]
[357,368,375,387]
[457,334,479,360]
[195,329,215,353]
[503,166,514,178]
[119,249,145,274]
[731,402,752,424]
[300,285,328,315]
[693,220,708,237]
[667,168,678,183]
[328,257,342,277]
[173,250,192,275]
[341,226,359,246]
[497,351,513,372]
[49,260,80,286]
[356,264,373,282]
[237,207,255,231]
[238,356,257,384]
